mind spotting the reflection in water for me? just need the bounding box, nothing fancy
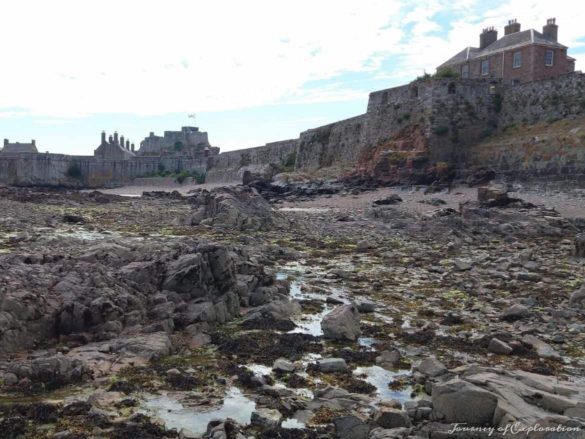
[142,387,255,434]
[353,365,412,402]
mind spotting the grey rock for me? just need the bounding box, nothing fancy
[569,287,585,308]
[432,379,498,425]
[333,415,370,439]
[500,303,531,321]
[273,358,295,373]
[375,350,402,369]
[321,304,361,341]
[488,338,513,355]
[250,408,282,428]
[373,408,411,428]
[317,358,347,373]
[416,358,447,377]
[355,299,376,313]
[522,334,561,359]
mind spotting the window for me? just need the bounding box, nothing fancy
[461,64,469,79]
[545,50,554,66]
[481,60,489,76]
[513,51,522,68]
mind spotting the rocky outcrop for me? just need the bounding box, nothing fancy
[0,239,284,355]
[346,125,451,186]
[184,186,286,230]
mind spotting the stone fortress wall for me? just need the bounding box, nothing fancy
[2,73,585,187]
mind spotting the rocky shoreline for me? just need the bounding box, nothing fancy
[0,183,584,438]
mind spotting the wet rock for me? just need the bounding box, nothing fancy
[8,355,88,389]
[416,357,447,378]
[0,372,18,387]
[333,415,370,439]
[62,213,86,224]
[522,335,561,359]
[316,358,347,373]
[477,185,518,207]
[500,303,531,321]
[251,408,283,428]
[432,379,498,425]
[488,338,513,355]
[516,271,541,282]
[375,350,401,369]
[178,428,200,439]
[373,408,411,429]
[355,299,376,313]
[321,304,361,341]
[373,194,402,206]
[576,233,585,258]
[273,358,295,373]
[569,287,585,308]
[369,426,412,438]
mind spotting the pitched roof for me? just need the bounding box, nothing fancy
[438,29,567,69]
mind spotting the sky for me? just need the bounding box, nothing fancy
[1,0,584,155]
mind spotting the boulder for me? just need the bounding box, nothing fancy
[416,358,447,378]
[488,338,513,355]
[375,350,402,369]
[569,287,585,308]
[333,415,370,439]
[576,233,585,258]
[250,408,282,428]
[321,305,361,341]
[432,379,498,425]
[500,304,531,321]
[8,355,88,388]
[373,408,411,429]
[477,185,517,207]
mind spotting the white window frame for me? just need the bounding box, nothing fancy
[481,60,489,76]
[545,50,555,67]
[513,51,522,68]
[461,64,469,78]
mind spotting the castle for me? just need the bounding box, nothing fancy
[438,18,575,84]
[0,17,583,187]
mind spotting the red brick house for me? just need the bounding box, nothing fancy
[437,18,575,84]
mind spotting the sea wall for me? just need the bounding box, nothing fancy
[0,153,208,188]
[205,139,298,183]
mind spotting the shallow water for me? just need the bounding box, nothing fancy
[142,387,256,434]
[353,365,412,402]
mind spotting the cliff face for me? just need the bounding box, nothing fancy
[348,125,448,185]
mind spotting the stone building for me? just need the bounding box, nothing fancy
[138,126,212,156]
[438,18,575,85]
[1,139,38,154]
[94,131,136,160]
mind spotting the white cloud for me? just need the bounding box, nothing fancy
[0,0,583,122]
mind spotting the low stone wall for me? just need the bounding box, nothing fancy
[206,139,298,183]
[0,153,208,188]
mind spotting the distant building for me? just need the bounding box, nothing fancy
[138,126,211,155]
[94,131,136,160]
[1,139,38,154]
[437,18,575,85]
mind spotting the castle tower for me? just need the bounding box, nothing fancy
[543,18,558,42]
[504,19,521,35]
[480,27,498,49]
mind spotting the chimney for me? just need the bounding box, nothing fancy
[31,140,35,146]
[3,139,8,146]
[108,135,113,144]
[504,19,521,35]
[131,143,135,151]
[120,135,125,148]
[480,27,498,49]
[126,140,130,150]
[101,131,106,144]
[113,131,119,145]
[543,18,558,42]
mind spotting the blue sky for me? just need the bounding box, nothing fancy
[1,0,583,155]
